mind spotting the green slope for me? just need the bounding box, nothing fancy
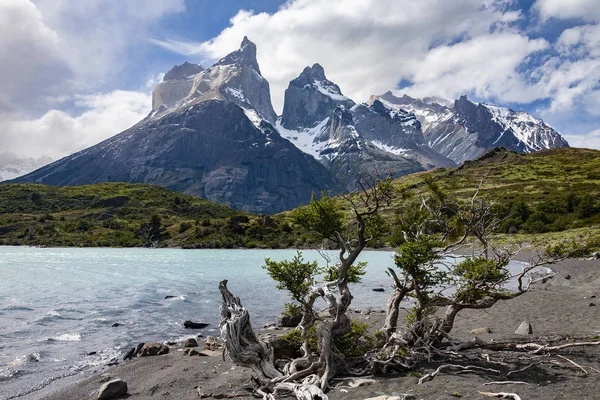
[1,148,599,249]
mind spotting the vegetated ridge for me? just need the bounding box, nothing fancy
[1,147,598,250]
[8,38,568,214]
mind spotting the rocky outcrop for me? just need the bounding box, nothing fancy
[138,342,169,356]
[374,92,569,164]
[152,62,204,110]
[277,65,453,190]
[281,63,354,130]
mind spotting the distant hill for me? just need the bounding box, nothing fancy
[390,147,600,237]
[1,148,598,249]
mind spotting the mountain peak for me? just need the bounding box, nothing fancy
[163,62,204,81]
[241,36,252,48]
[281,64,354,130]
[215,36,260,74]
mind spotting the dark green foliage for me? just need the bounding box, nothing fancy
[453,257,509,302]
[280,320,378,358]
[179,221,192,233]
[263,252,321,305]
[291,191,343,241]
[323,261,366,284]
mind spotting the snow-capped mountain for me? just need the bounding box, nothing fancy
[0,152,52,182]
[11,38,336,214]
[151,37,277,125]
[374,92,569,164]
[278,65,454,189]
[10,38,570,213]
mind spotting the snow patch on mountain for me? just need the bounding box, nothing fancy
[483,104,560,151]
[276,118,331,159]
[312,80,350,102]
[371,141,410,156]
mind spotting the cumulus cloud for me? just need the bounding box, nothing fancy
[0,0,183,165]
[535,0,600,23]
[168,0,538,111]
[34,0,186,89]
[0,0,70,113]
[564,129,600,150]
[2,90,151,160]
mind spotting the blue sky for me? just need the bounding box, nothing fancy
[0,0,599,165]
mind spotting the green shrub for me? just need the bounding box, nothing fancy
[280,320,378,357]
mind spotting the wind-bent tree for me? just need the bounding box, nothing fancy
[219,175,393,398]
[376,175,574,371]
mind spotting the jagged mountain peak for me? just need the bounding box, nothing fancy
[215,36,261,74]
[151,36,276,123]
[298,63,327,81]
[373,92,569,164]
[163,62,204,81]
[281,63,353,130]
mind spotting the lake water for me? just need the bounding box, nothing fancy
[0,247,529,399]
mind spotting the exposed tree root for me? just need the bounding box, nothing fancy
[219,280,326,399]
[479,391,522,400]
[418,364,501,384]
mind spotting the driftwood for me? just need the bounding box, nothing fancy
[479,392,522,400]
[219,280,327,400]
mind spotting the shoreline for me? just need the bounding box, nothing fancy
[27,255,600,400]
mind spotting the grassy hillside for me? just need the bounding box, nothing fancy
[1,148,599,250]
[391,148,600,234]
[0,183,300,248]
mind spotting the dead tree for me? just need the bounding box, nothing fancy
[218,175,393,395]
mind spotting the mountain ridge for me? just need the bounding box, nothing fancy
[9,38,570,213]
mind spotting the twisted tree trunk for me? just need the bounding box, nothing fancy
[219,280,327,400]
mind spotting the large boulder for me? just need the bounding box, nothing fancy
[138,342,169,356]
[204,336,224,351]
[277,314,302,328]
[97,379,128,399]
[183,338,198,348]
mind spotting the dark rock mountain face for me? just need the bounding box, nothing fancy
[281,63,354,130]
[14,101,335,214]
[322,106,423,188]
[12,38,570,213]
[11,39,336,214]
[278,66,454,190]
[375,92,569,164]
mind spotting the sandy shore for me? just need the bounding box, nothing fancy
[36,254,600,400]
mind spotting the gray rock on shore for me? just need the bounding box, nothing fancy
[97,378,127,399]
[183,320,209,329]
[138,342,169,356]
[278,314,302,327]
[515,321,533,335]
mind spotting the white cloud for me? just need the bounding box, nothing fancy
[404,33,548,102]
[33,0,186,88]
[174,0,537,112]
[0,0,70,113]
[1,90,151,160]
[0,0,184,160]
[535,0,600,23]
[564,129,600,150]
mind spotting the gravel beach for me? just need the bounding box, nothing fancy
[36,254,600,400]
